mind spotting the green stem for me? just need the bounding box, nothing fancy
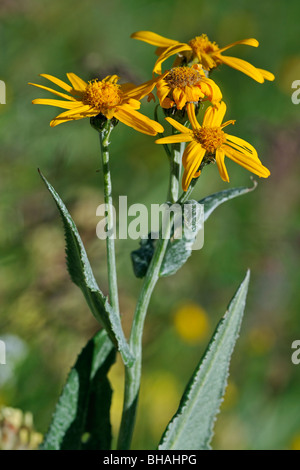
[117,142,196,450]
[168,137,183,204]
[117,212,173,450]
[99,121,119,315]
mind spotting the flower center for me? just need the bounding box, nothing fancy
[193,127,226,153]
[82,79,123,112]
[188,34,219,56]
[165,67,202,89]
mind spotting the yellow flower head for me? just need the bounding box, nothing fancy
[29,73,164,136]
[131,31,275,83]
[156,102,270,191]
[155,64,222,110]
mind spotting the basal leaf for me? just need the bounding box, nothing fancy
[40,329,115,450]
[39,170,133,367]
[158,271,250,450]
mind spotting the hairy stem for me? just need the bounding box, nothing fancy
[117,144,196,450]
[99,121,120,315]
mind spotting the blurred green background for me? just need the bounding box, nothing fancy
[0,0,300,450]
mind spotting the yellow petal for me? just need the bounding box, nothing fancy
[182,143,205,191]
[202,77,223,103]
[223,145,270,177]
[203,101,227,127]
[225,134,259,159]
[50,114,88,127]
[122,78,157,100]
[187,103,201,130]
[173,87,186,109]
[215,148,229,182]
[130,31,179,48]
[216,38,259,54]
[155,133,193,144]
[39,74,73,93]
[66,73,88,92]
[50,106,95,127]
[28,82,76,101]
[165,117,192,134]
[216,55,264,83]
[32,98,84,109]
[153,43,192,75]
[114,105,164,136]
[103,75,120,84]
[257,68,275,82]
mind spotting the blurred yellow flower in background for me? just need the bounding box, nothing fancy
[0,407,42,450]
[131,30,275,82]
[173,302,210,343]
[29,73,163,135]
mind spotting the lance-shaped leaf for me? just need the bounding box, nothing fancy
[199,180,257,222]
[131,181,256,279]
[158,270,250,450]
[39,170,133,367]
[160,200,204,277]
[41,329,115,450]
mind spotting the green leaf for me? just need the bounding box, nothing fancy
[39,170,133,367]
[40,329,115,450]
[160,200,204,277]
[200,180,257,222]
[131,182,256,279]
[158,270,250,450]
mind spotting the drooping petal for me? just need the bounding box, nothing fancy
[66,73,88,92]
[203,101,227,127]
[50,106,96,127]
[215,148,229,182]
[257,68,275,81]
[39,74,73,93]
[153,43,192,74]
[182,143,206,191]
[114,105,164,136]
[32,98,84,109]
[28,82,76,101]
[201,77,223,103]
[223,145,270,177]
[173,87,186,109]
[225,134,259,159]
[131,31,179,48]
[216,55,264,83]
[216,38,259,54]
[199,52,217,70]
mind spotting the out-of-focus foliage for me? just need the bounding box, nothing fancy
[0,0,300,450]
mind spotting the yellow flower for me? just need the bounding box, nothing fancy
[131,31,275,83]
[156,102,270,191]
[29,73,164,135]
[155,64,222,110]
